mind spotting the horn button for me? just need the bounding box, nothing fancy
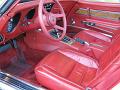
[48,13,56,26]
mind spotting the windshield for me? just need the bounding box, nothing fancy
[0,0,7,8]
[0,0,15,17]
[86,0,120,3]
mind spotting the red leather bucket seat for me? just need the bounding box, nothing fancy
[35,33,120,90]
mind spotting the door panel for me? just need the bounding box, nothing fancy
[67,0,120,38]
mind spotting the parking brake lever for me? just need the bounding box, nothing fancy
[75,38,90,45]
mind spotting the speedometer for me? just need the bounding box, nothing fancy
[7,13,21,33]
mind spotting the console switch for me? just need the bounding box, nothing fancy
[62,36,74,45]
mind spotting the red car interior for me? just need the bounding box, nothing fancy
[0,0,120,90]
[35,34,120,90]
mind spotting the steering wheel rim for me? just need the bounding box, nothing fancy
[38,0,67,41]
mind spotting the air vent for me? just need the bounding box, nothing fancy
[0,34,4,42]
[19,0,33,3]
[26,8,36,19]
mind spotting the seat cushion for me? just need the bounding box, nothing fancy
[74,30,111,46]
[74,30,112,59]
[35,49,99,90]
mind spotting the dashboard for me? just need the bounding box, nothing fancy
[0,0,76,45]
[0,0,55,45]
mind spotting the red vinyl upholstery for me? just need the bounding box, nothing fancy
[74,30,112,45]
[35,35,120,90]
[35,49,98,90]
[74,30,112,58]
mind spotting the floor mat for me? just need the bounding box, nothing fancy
[1,40,49,84]
[4,56,33,76]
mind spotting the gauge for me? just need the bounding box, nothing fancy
[26,8,36,19]
[0,34,4,42]
[44,3,54,12]
[7,13,21,33]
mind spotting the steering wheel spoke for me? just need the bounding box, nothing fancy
[43,7,49,14]
[54,25,64,31]
[53,13,64,18]
[39,0,66,40]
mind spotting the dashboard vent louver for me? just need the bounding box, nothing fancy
[0,34,4,42]
[19,0,33,3]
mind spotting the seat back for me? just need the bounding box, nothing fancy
[100,37,120,70]
[88,53,120,90]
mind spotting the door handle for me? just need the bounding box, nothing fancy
[82,21,96,26]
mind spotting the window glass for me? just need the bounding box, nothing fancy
[86,0,120,3]
[0,0,7,8]
[112,83,120,90]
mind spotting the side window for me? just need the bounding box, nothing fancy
[112,83,120,90]
[86,0,120,3]
[0,0,7,8]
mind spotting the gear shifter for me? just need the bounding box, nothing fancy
[55,30,61,38]
[50,29,62,39]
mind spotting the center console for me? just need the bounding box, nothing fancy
[50,30,75,45]
[62,36,75,45]
[24,29,105,59]
[50,29,105,58]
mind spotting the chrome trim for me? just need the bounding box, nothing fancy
[0,71,47,90]
[71,18,76,25]
[86,25,113,35]
[101,33,112,38]
[76,8,120,21]
[67,25,113,38]
[96,23,118,30]
[89,43,104,48]
[90,9,120,20]
[67,25,89,30]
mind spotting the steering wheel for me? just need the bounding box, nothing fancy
[38,0,67,40]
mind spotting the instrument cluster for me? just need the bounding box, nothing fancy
[0,0,55,45]
[7,13,21,33]
[0,0,39,45]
